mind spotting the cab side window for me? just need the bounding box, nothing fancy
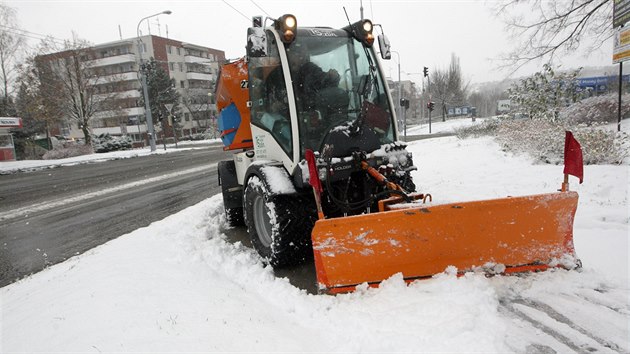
[248,30,292,156]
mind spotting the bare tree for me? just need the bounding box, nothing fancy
[428,68,449,121]
[0,3,24,113]
[33,35,122,144]
[447,53,469,107]
[427,53,469,121]
[494,0,613,71]
[181,87,211,131]
[14,51,66,148]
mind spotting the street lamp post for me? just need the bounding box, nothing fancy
[137,10,172,152]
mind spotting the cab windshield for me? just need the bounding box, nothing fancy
[286,31,394,156]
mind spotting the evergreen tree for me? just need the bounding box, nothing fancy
[140,58,180,137]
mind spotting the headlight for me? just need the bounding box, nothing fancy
[276,14,297,44]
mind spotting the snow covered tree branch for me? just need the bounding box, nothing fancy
[0,3,25,115]
[494,0,613,72]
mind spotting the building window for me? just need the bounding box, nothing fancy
[169,62,175,71]
[178,62,183,71]
[177,47,181,55]
[167,45,172,54]
[180,80,185,88]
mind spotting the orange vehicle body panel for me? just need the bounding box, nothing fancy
[215,57,253,151]
[311,191,579,294]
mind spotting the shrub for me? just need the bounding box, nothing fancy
[91,133,133,153]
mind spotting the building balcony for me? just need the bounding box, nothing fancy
[93,89,141,101]
[184,55,212,64]
[186,72,214,81]
[92,125,146,136]
[94,106,144,119]
[89,53,137,67]
[90,72,139,85]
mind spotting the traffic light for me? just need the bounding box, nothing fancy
[427,101,434,111]
[423,66,429,77]
[400,98,410,109]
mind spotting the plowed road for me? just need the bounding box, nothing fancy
[0,145,230,287]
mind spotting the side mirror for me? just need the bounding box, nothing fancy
[378,35,391,60]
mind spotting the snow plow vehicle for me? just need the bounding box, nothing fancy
[216,14,579,294]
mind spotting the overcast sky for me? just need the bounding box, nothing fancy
[5,0,615,85]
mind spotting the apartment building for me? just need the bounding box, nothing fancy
[38,35,225,143]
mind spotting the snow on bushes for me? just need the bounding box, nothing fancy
[454,119,500,139]
[560,93,630,125]
[456,118,629,165]
[91,133,132,153]
[43,144,94,160]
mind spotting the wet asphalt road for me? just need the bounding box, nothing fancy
[0,144,230,287]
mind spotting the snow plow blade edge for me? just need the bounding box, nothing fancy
[311,192,579,294]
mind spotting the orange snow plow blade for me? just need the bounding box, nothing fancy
[311,191,579,294]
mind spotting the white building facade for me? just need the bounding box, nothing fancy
[54,35,225,143]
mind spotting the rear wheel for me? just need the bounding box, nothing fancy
[244,175,315,267]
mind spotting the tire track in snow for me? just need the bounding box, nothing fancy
[499,297,624,353]
[574,290,630,316]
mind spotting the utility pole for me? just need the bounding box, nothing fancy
[360,0,364,19]
[424,66,432,134]
[137,10,171,152]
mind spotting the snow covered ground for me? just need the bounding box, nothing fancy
[1,119,628,352]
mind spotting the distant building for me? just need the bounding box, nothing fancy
[36,35,225,143]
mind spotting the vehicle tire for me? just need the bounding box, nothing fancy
[243,175,316,267]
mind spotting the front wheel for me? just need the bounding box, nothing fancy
[243,175,315,267]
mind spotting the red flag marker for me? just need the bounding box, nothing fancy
[305,149,324,219]
[562,131,584,191]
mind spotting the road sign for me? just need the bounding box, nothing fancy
[614,0,630,28]
[613,26,630,63]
